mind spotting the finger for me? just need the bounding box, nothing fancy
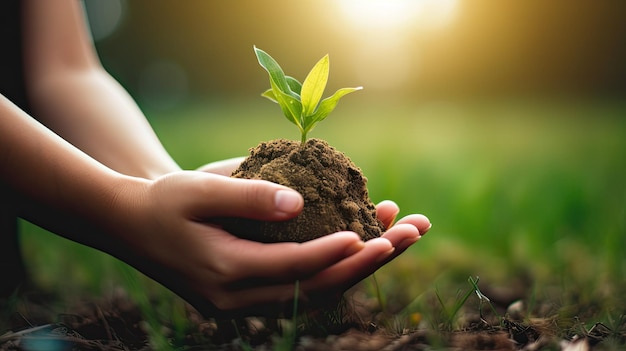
[377,216,431,265]
[381,223,421,259]
[396,214,432,235]
[375,200,399,228]
[304,225,424,294]
[191,237,393,317]
[175,172,303,221]
[196,157,246,176]
[218,231,365,281]
[300,237,395,293]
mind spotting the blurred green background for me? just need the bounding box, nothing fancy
[21,0,625,313]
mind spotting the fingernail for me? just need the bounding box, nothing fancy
[274,190,303,213]
[423,222,432,234]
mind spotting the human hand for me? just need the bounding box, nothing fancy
[195,157,432,256]
[195,157,245,176]
[193,159,431,311]
[295,200,430,309]
[111,169,429,317]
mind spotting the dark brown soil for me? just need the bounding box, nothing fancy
[223,138,385,243]
[3,286,623,351]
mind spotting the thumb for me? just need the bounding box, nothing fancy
[165,171,303,221]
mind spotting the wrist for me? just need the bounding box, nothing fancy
[103,173,151,230]
[140,162,182,180]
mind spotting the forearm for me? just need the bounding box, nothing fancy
[26,68,181,179]
[0,94,146,247]
[22,0,180,179]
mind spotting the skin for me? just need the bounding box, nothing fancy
[0,0,431,316]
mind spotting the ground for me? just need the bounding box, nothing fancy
[1,277,624,350]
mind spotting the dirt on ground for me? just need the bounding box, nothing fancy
[1,286,623,351]
[223,138,385,243]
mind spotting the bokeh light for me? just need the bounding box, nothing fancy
[82,0,126,41]
[137,60,189,110]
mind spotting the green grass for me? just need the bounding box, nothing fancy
[16,96,626,346]
[149,96,625,283]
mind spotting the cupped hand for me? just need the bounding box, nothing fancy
[297,200,431,302]
[114,167,430,317]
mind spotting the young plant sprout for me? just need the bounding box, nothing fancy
[254,46,362,146]
[224,48,385,244]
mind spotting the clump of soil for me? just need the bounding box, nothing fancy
[223,138,385,243]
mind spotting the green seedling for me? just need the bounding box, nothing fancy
[254,46,362,146]
[435,283,473,331]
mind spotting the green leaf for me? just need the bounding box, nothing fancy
[262,78,302,102]
[301,55,329,116]
[270,79,303,129]
[309,86,362,124]
[254,46,296,98]
[285,76,302,96]
[261,89,277,103]
[254,46,362,146]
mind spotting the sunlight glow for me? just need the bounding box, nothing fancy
[337,0,459,32]
[335,0,460,92]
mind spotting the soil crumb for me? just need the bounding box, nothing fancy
[224,138,385,242]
